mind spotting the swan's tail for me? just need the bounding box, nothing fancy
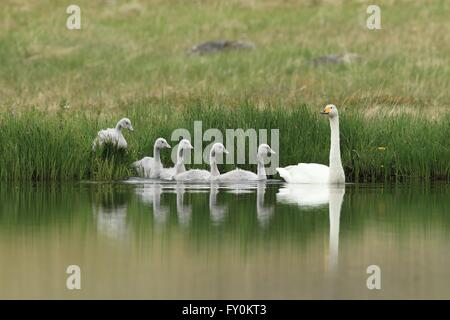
[276,167,291,183]
[131,159,146,177]
[131,159,142,168]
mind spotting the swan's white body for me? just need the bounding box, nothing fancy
[174,169,211,182]
[214,144,275,182]
[133,157,155,177]
[132,138,171,178]
[216,168,258,181]
[159,167,179,181]
[96,128,128,148]
[159,139,193,181]
[276,163,329,184]
[276,104,345,184]
[93,118,133,150]
[174,143,228,182]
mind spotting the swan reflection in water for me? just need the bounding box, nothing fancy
[176,184,192,227]
[135,183,169,224]
[221,182,274,226]
[92,188,131,240]
[133,181,275,227]
[135,182,207,227]
[210,183,227,225]
[277,184,345,270]
[256,182,274,227]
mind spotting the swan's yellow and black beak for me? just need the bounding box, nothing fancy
[320,105,332,115]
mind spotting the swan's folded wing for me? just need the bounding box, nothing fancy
[159,167,176,180]
[218,168,258,182]
[97,128,115,140]
[93,129,108,149]
[94,128,118,147]
[132,157,154,177]
[277,163,329,184]
[174,169,210,182]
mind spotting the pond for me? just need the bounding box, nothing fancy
[0,181,449,299]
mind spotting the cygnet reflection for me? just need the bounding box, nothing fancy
[256,182,274,227]
[93,189,130,240]
[176,184,192,227]
[209,183,227,225]
[135,183,169,224]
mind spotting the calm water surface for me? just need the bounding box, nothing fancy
[0,181,449,299]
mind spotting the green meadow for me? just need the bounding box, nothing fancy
[0,0,449,182]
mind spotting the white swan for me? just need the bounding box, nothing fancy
[215,144,275,182]
[132,138,171,178]
[92,118,134,150]
[159,139,193,181]
[174,142,228,182]
[276,104,345,184]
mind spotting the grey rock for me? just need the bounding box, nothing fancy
[189,40,256,55]
[311,53,360,66]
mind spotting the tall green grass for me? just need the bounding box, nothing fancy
[1,1,448,182]
[1,98,449,182]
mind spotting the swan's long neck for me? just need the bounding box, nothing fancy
[175,148,186,174]
[153,145,160,162]
[257,154,267,179]
[329,116,344,183]
[209,150,220,177]
[153,144,162,173]
[115,122,122,132]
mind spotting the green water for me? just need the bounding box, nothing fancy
[0,181,449,299]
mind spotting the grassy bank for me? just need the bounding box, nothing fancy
[0,98,449,182]
[1,0,449,114]
[0,1,449,181]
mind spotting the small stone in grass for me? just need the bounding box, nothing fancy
[311,53,361,66]
[189,40,256,55]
